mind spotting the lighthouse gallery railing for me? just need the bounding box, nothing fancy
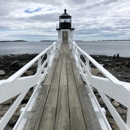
[69,39,130,130]
[0,40,61,130]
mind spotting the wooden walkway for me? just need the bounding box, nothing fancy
[24,44,102,130]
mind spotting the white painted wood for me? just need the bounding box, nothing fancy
[69,39,130,130]
[0,40,61,130]
[127,110,130,129]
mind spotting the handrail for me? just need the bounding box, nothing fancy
[69,39,130,130]
[0,39,61,130]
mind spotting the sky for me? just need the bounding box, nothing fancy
[0,0,130,41]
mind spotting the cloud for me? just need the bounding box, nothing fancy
[0,0,130,41]
[24,7,42,14]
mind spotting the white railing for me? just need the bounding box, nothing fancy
[69,39,130,130]
[0,40,61,130]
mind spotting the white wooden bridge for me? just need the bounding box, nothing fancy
[0,39,130,130]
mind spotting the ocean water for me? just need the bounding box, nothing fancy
[77,41,130,57]
[0,41,130,57]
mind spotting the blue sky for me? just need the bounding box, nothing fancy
[24,7,42,14]
[0,0,130,41]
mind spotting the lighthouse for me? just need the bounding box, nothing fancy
[56,9,75,44]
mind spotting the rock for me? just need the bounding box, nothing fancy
[27,90,33,97]
[112,101,120,108]
[107,117,120,130]
[15,104,26,116]
[0,105,10,110]
[121,115,127,122]
[30,63,37,69]
[125,76,129,79]
[4,124,13,130]
[98,97,104,105]
[125,62,130,67]
[0,70,5,76]
[91,68,99,75]
[0,110,7,116]
[117,107,127,115]
[114,63,121,66]
[112,124,120,130]
[106,110,112,117]
[22,95,30,103]
[91,68,104,77]
[25,70,34,76]
[107,116,115,124]
[2,99,12,105]
[4,75,10,79]
[93,88,97,93]
[10,61,20,68]
[9,115,19,125]
[95,93,100,98]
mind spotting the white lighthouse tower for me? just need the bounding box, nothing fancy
[56,9,75,44]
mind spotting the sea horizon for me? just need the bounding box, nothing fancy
[0,41,130,57]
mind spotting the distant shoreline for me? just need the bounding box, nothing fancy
[0,40,130,42]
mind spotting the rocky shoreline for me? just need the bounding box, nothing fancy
[0,54,130,130]
[0,54,38,130]
[91,55,130,130]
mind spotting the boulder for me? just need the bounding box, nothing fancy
[15,104,26,116]
[95,93,100,98]
[107,117,120,130]
[117,107,127,115]
[112,101,120,108]
[0,110,7,116]
[9,115,19,125]
[0,70,5,76]
[25,70,34,76]
[22,95,30,103]
[114,63,121,66]
[2,99,12,105]
[4,124,13,130]
[91,68,99,76]
[106,110,112,117]
[93,88,97,93]
[27,90,33,97]
[98,97,104,105]
[10,61,20,69]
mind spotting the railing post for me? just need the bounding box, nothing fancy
[127,109,130,129]
[37,57,42,71]
[53,42,56,53]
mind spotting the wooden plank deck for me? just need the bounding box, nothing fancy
[23,44,102,130]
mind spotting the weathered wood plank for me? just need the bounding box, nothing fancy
[24,44,101,130]
[66,54,76,90]
[60,51,67,86]
[23,85,50,130]
[38,107,56,130]
[38,49,63,130]
[70,108,86,130]
[66,55,80,108]
[45,90,58,108]
[55,88,70,130]
[43,56,58,86]
[70,53,102,130]
[50,53,62,91]
[66,54,86,130]
[55,45,70,130]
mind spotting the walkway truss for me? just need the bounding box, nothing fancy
[0,39,130,130]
